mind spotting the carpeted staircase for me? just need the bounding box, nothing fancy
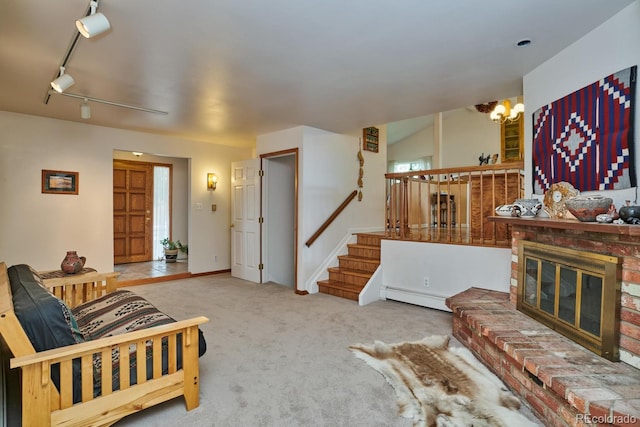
[317,233,381,301]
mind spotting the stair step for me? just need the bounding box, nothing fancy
[356,233,383,247]
[327,267,371,286]
[347,243,381,259]
[338,255,379,273]
[316,233,382,302]
[317,279,362,301]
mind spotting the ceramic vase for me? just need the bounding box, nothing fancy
[61,251,86,274]
[513,199,543,217]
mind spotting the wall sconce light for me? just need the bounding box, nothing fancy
[132,152,143,157]
[76,0,111,38]
[51,66,75,93]
[207,173,218,191]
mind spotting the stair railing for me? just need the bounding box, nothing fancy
[385,162,524,246]
[305,190,358,247]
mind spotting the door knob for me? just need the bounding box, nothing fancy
[230,224,235,228]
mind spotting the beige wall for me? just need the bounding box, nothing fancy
[387,106,501,169]
[441,107,501,168]
[0,111,252,274]
[256,125,387,293]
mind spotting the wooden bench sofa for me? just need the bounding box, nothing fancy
[0,261,209,427]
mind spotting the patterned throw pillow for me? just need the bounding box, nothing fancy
[57,299,85,343]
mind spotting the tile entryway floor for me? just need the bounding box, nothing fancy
[114,260,188,283]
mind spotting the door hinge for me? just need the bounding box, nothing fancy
[259,170,264,177]
[259,217,264,223]
[259,263,264,270]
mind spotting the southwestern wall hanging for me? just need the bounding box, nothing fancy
[532,65,637,194]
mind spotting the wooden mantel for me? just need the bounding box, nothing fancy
[489,215,640,236]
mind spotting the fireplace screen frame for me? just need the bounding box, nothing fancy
[517,240,621,361]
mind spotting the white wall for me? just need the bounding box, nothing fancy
[523,1,640,207]
[256,125,386,293]
[0,111,252,274]
[381,240,511,311]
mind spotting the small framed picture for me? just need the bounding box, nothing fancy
[42,170,79,195]
[363,126,379,153]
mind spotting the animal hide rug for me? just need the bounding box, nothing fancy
[349,335,538,427]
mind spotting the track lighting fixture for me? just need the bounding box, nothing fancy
[50,90,169,115]
[46,1,165,117]
[50,66,75,93]
[76,0,111,38]
[80,99,91,119]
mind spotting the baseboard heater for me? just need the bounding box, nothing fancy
[382,286,451,312]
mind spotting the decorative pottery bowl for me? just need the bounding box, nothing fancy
[513,199,543,217]
[565,196,613,222]
[495,204,514,217]
[618,205,640,224]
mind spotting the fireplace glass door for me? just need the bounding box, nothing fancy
[519,241,620,361]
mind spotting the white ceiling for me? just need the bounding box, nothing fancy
[0,0,633,148]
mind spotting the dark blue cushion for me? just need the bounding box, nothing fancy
[8,264,82,350]
[8,264,83,402]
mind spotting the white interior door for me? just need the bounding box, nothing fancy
[231,159,261,282]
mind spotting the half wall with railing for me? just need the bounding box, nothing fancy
[385,162,524,246]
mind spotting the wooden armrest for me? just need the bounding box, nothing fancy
[11,316,208,368]
[12,315,208,417]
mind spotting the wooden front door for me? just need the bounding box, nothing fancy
[113,160,153,264]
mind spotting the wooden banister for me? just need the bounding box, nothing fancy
[385,162,524,246]
[305,190,358,247]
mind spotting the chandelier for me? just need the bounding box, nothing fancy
[489,97,524,124]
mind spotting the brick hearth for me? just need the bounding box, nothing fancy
[447,288,640,427]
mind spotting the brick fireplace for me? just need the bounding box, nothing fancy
[447,217,640,426]
[503,217,640,368]
[518,240,621,362]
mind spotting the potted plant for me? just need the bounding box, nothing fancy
[160,238,188,262]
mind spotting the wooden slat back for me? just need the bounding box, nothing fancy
[43,272,119,308]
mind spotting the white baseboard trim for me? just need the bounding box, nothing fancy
[305,233,355,293]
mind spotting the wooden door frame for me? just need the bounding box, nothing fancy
[113,159,173,263]
[260,148,302,294]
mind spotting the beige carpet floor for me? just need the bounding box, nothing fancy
[114,273,543,427]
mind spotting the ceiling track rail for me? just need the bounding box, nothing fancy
[48,91,168,115]
[43,1,167,116]
[43,3,90,105]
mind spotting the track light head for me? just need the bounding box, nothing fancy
[76,1,110,38]
[51,66,75,93]
[80,99,91,119]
